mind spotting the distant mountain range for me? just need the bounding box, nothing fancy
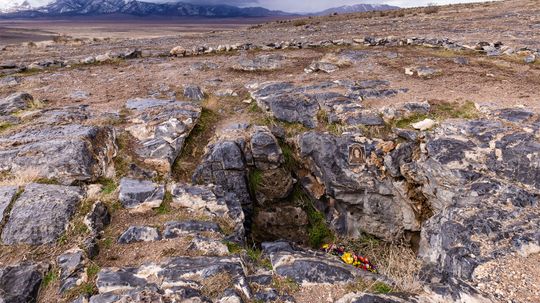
[0,0,399,18]
[312,4,399,16]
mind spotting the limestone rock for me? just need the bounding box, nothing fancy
[163,220,222,239]
[118,178,164,212]
[57,248,87,293]
[412,119,436,131]
[84,201,111,235]
[184,84,205,101]
[117,226,161,244]
[0,92,34,115]
[1,183,84,245]
[0,186,17,222]
[0,124,116,185]
[262,241,384,284]
[233,54,285,72]
[0,263,44,303]
[125,98,201,172]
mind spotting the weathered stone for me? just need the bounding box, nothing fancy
[169,183,245,241]
[1,183,84,245]
[412,118,436,130]
[118,178,164,211]
[188,236,229,256]
[184,85,205,101]
[57,248,87,293]
[0,124,116,185]
[233,54,285,71]
[0,92,33,116]
[125,98,201,171]
[297,132,420,240]
[0,186,17,222]
[262,241,383,284]
[95,257,248,299]
[117,226,161,244]
[0,263,44,303]
[305,61,339,73]
[84,201,111,234]
[405,66,441,78]
[163,220,221,239]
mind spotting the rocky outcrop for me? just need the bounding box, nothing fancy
[184,84,205,101]
[193,124,294,232]
[247,81,405,128]
[263,241,385,284]
[0,123,116,185]
[94,256,250,301]
[0,263,45,303]
[413,119,540,286]
[1,183,84,245]
[169,183,245,241]
[124,98,201,172]
[297,131,421,241]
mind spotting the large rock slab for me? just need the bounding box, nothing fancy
[0,263,44,303]
[118,178,164,212]
[95,256,249,300]
[411,119,540,284]
[1,183,84,245]
[297,131,421,241]
[247,81,403,128]
[125,98,201,172]
[0,124,116,185]
[262,241,384,285]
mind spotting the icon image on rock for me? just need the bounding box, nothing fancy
[348,144,365,165]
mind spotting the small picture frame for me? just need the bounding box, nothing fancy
[348,144,365,165]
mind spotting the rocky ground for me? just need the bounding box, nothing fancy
[0,1,539,303]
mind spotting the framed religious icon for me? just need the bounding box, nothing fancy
[348,144,365,165]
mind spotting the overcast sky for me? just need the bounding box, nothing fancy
[0,0,492,12]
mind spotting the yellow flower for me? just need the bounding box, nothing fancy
[322,244,330,249]
[341,252,354,264]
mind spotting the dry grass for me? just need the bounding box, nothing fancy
[344,237,423,293]
[200,272,234,299]
[0,168,42,187]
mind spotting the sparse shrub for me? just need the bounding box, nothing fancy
[293,19,308,27]
[271,276,300,295]
[424,4,440,14]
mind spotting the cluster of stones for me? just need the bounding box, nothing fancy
[245,75,540,301]
[2,36,538,77]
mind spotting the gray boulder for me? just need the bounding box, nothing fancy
[95,256,249,299]
[1,183,84,245]
[262,241,384,284]
[0,263,44,303]
[117,226,161,244]
[57,248,87,293]
[0,92,34,116]
[183,84,205,101]
[125,98,201,172]
[118,178,164,212]
[0,124,116,185]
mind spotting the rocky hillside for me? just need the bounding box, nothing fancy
[0,1,539,303]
